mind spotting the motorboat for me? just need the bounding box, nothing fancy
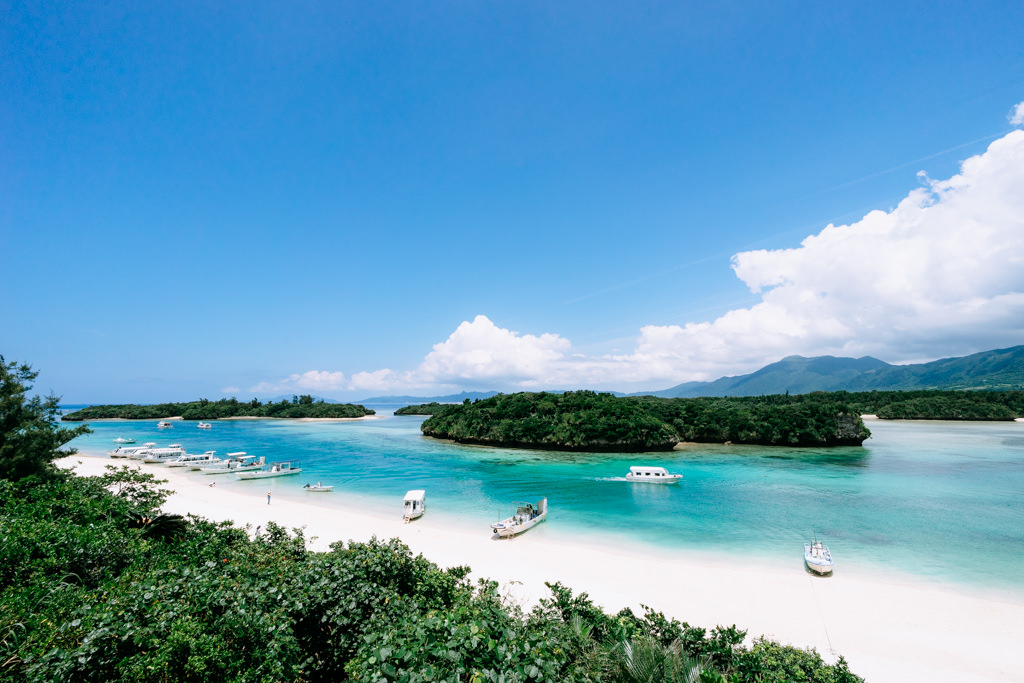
[167,451,219,468]
[304,482,334,492]
[625,466,682,484]
[141,444,187,463]
[804,539,835,575]
[197,422,212,429]
[157,421,173,428]
[108,443,156,458]
[113,437,135,444]
[403,489,426,521]
[199,454,265,474]
[491,498,547,538]
[236,460,302,480]
[191,451,248,471]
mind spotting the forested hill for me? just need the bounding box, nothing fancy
[650,345,1024,398]
[61,397,374,421]
[420,391,871,451]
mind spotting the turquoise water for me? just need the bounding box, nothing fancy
[69,412,1024,595]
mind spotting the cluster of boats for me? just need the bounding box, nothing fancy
[108,441,303,479]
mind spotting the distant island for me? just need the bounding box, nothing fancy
[394,402,452,416]
[418,391,872,451]
[61,396,375,421]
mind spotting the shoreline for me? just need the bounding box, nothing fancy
[57,452,1024,683]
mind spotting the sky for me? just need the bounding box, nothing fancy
[2,1,1024,404]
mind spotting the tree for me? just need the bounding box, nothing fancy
[0,356,90,481]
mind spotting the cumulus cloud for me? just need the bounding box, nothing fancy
[417,315,572,385]
[252,128,1024,396]
[249,370,347,395]
[1011,101,1024,126]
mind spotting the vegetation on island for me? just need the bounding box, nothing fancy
[1,357,862,682]
[61,395,374,422]
[394,402,453,416]
[829,389,1024,420]
[420,391,871,451]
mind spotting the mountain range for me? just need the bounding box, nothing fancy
[359,345,1024,404]
[646,345,1024,398]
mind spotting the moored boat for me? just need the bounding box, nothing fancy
[491,498,547,538]
[113,437,135,444]
[403,489,426,521]
[141,444,187,463]
[108,443,156,458]
[625,466,682,484]
[236,460,302,480]
[157,421,173,428]
[167,451,219,468]
[197,422,212,429]
[804,539,834,575]
[304,482,333,492]
[199,454,265,474]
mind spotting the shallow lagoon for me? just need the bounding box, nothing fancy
[70,412,1024,594]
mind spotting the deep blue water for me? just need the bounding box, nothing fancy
[68,412,1024,594]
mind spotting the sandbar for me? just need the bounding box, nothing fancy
[56,454,1023,683]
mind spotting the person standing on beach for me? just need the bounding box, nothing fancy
[267,491,271,505]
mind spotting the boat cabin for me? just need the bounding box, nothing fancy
[628,466,672,478]
[403,489,426,520]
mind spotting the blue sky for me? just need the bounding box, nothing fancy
[3,1,1024,403]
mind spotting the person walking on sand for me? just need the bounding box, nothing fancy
[267,491,271,505]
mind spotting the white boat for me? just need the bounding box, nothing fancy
[304,482,334,492]
[403,489,426,521]
[167,451,219,468]
[157,421,173,428]
[113,437,135,444]
[197,422,212,429]
[624,466,682,484]
[108,443,155,458]
[236,460,302,480]
[804,540,835,575]
[141,444,187,463]
[491,498,547,538]
[191,451,247,471]
[199,454,265,474]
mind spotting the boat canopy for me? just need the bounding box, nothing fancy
[404,489,426,503]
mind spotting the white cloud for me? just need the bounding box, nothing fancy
[1010,101,1024,126]
[220,386,241,394]
[252,129,1024,396]
[249,370,347,395]
[417,315,572,385]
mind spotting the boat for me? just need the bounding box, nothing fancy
[804,539,835,575]
[108,443,156,458]
[113,437,135,444]
[304,482,334,492]
[625,466,682,484]
[491,498,547,538]
[403,489,426,521]
[197,422,212,429]
[199,454,265,474]
[141,444,187,463]
[191,451,248,471]
[167,451,219,468]
[236,460,302,480]
[157,421,173,428]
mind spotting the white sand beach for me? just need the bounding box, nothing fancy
[58,454,1023,683]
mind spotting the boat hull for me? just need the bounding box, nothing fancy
[625,474,682,484]
[236,468,302,480]
[491,514,545,537]
[804,543,834,575]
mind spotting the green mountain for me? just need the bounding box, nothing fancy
[648,345,1024,398]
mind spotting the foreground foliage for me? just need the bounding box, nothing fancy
[420,391,870,451]
[0,469,862,683]
[62,396,374,422]
[0,357,90,481]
